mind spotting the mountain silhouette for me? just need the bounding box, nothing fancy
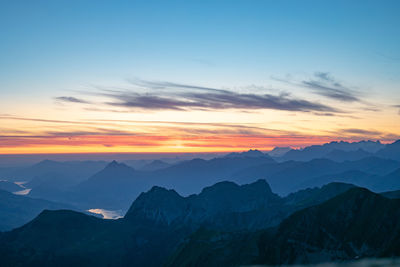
[258,187,400,264]
[0,180,375,266]
[167,187,400,266]
[224,149,270,158]
[0,189,75,231]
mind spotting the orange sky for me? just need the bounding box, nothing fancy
[1,98,399,154]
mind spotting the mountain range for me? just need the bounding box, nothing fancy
[166,187,400,266]
[2,179,400,266]
[0,140,396,213]
[0,139,398,240]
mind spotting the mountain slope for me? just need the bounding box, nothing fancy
[73,161,150,210]
[376,140,400,161]
[168,187,400,266]
[0,181,23,192]
[0,189,75,231]
[258,188,400,264]
[126,179,283,230]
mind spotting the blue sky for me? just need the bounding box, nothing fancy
[0,0,399,153]
[1,0,399,92]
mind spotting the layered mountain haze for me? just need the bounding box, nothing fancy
[0,140,398,220]
[276,140,386,162]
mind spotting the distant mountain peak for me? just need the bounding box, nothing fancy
[108,160,120,167]
[103,160,132,170]
[266,147,292,157]
[281,139,386,161]
[225,149,267,158]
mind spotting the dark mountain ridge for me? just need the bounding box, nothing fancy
[168,187,400,266]
[0,180,368,267]
[258,187,400,264]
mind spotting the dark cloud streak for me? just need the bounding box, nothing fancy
[302,72,361,102]
[55,96,90,104]
[96,80,340,113]
[340,128,382,136]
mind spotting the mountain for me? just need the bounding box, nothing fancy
[0,180,360,266]
[280,140,385,162]
[376,139,400,161]
[266,146,291,157]
[10,160,108,201]
[231,156,399,195]
[381,188,400,199]
[72,161,151,210]
[138,159,171,171]
[168,187,400,266]
[23,149,398,211]
[283,182,356,207]
[298,170,379,191]
[377,168,400,192]
[52,156,276,211]
[165,228,260,267]
[258,188,400,264]
[9,160,107,183]
[0,208,193,267]
[0,189,75,231]
[323,148,372,162]
[126,179,284,230]
[224,149,268,158]
[304,168,400,193]
[0,180,23,193]
[148,156,275,195]
[340,156,399,175]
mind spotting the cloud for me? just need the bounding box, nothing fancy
[0,115,96,125]
[340,128,382,136]
[126,79,227,93]
[93,80,340,113]
[54,96,90,104]
[302,72,361,102]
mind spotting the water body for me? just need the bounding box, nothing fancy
[14,188,32,195]
[13,181,31,195]
[88,209,124,219]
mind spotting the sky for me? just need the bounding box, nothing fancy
[0,0,399,154]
